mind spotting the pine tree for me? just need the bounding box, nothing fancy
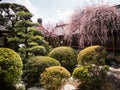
[0,3,50,62]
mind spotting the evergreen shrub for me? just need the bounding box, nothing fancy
[0,48,23,90]
[49,46,77,72]
[23,56,60,85]
[40,66,70,90]
[77,45,107,66]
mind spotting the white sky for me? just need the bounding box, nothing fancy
[1,0,120,24]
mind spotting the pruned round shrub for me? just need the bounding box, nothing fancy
[77,45,107,66]
[0,48,23,90]
[40,66,70,90]
[23,56,60,85]
[49,46,77,72]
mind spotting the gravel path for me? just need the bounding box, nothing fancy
[62,84,76,90]
[28,84,76,90]
[28,87,44,90]
[107,67,120,90]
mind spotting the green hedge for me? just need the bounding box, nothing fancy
[40,66,70,90]
[77,45,107,66]
[49,46,77,72]
[0,48,23,90]
[23,56,60,85]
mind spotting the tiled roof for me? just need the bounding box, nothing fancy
[115,5,120,9]
[53,24,67,36]
[53,24,80,36]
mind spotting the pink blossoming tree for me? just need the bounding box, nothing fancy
[65,5,120,50]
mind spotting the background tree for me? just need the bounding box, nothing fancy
[0,3,30,31]
[42,22,58,48]
[44,22,68,48]
[0,3,32,50]
[12,20,49,62]
[65,5,120,51]
[0,3,50,61]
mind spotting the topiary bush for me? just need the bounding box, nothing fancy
[49,46,77,73]
[72,65,109,90]
[0,48,23,90]
[77,45,107,66]
[23,56,60,86]
[40,66,70,90]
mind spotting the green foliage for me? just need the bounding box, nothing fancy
[40,66,70,90]
[34,30,45,37]
[28,42,38,46]
[9,19,50,60]
[77,45,107,66]
[0,3,29,12]
[17,11,32,19]
[0,3,30,31]
[49,46,77,72]
[0,48,23,90]
[72,66,89,82]
[12,3,29,12]
[32,35,44,44]
[15,20,35,27]
[23,56,60,85]
[30,46,47,55]
[0,3,50,61]
[72,65,109,90]
[0,3,12,8]
[7,37,20,42]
